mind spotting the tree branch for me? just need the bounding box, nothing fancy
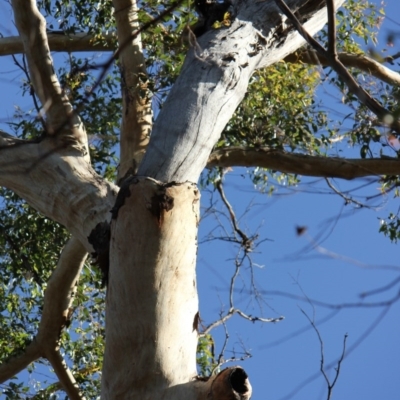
[0,342,40,383]
[138,0,346,182]
[0,32,115,56]
[46,349,86,400]
[11,0,88,151]
[0,237,87,392]
[0,139,117,252]
[275,0,400,133]
[284,51,400,87]
[112,0,152,180]
[36,237,87,348]
[207,147,400,179]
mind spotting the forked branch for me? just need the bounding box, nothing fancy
[275,0,400,133]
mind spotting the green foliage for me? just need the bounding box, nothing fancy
[379,212,400,242]
[196,334,218,377]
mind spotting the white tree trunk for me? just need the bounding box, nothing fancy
[0,0,345,398]
[102,178,200,398]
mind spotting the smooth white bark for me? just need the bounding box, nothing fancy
[0,137,117,251]
[139,0,345,182]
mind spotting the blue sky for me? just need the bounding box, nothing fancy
[0,1,399,399]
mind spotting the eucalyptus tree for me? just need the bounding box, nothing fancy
[0,0,399,398]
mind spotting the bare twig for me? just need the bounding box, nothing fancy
[215,176,254,252]
[300,307,347,400]
[359,275,400,298]
[280,305,390,400]
[261,289,400,309]
[10,53,46,132]
[325,178,367,208]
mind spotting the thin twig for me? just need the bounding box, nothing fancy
[279,304,392,400]
[11,54,46,132]
[325,178,367,208]
[300,306,347,400]
[215,176,253,251]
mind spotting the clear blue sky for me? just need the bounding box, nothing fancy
[0,1,399,400]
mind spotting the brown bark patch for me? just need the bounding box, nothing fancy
[149,188,174,227]
[88,220,111,286]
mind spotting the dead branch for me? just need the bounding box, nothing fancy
[280,305,390,400]
[325,178,367,207]
[207,147,400,179]
[215,175,254,252]
[275,0,400,133]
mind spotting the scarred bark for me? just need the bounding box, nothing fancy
[102,178,200,398]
